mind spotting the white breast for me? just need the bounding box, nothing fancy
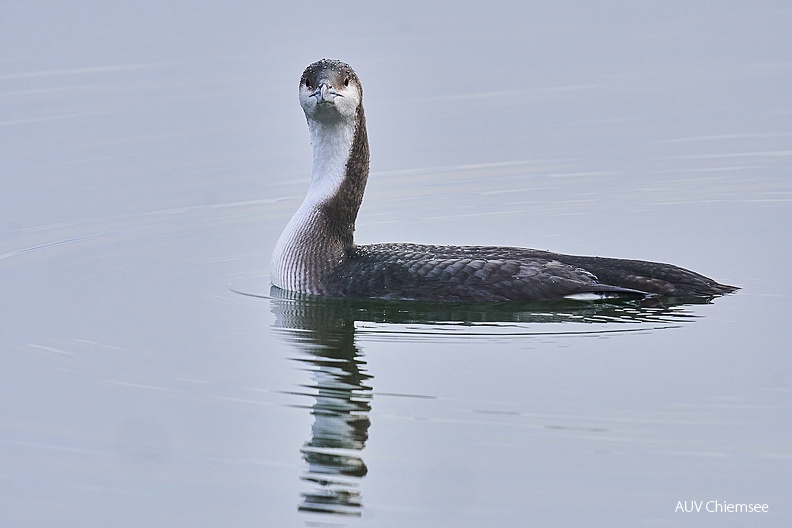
[270,113,356,292]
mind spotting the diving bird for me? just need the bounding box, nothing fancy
[271,59,737,302]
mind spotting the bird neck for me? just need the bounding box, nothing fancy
[271,106,369,293]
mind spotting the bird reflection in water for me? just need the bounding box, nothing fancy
[268,286,714,518]
[270,289,373,517]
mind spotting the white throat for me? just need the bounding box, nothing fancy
[305,117,356,206]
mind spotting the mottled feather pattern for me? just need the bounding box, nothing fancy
[322,244,613,301]
[318,244,735,301]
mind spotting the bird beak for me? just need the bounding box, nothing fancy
[313,81,339,104]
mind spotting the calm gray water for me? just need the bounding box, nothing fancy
[2,3,791,527]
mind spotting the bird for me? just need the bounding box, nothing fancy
[270,59,737,302]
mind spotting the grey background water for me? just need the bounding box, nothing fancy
[2,2,791,527]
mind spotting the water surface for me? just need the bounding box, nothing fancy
[2,3,791,527]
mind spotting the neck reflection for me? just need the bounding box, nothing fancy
[271,291,372,518]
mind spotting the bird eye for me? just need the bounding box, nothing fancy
[305,79,312,89]
[344,77,350,87]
